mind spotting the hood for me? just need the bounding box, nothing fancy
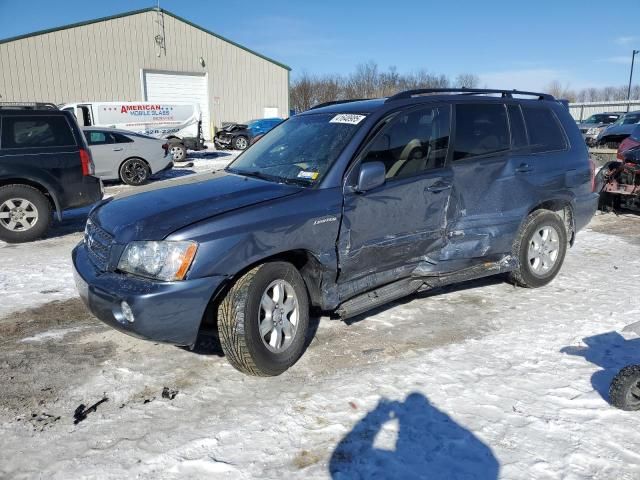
[93,171,302,242]
[600,123,637,137]
[221,123,248,132]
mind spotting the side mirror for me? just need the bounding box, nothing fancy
[356,161,386,192]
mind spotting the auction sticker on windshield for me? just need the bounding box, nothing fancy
[329,114,366,125]
[298,171,319,180]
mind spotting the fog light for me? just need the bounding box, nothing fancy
[121,301,135,323]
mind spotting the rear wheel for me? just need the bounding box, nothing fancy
[169,143,187,162]
[233,136,249,150]
[119,158,150,186]
[610,365,640,410]
[0,184,51,243]
[217,261,310,376]
[509,210,567,288]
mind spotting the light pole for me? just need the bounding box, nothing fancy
[626,49,639,112]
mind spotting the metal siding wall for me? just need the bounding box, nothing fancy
[0,11,289,129]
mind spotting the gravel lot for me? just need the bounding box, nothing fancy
[1,151,640,479]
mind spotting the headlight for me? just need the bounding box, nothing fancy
[587,127,602,135]
[117,241,198,281]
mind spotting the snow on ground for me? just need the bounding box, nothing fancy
[2,183,640,478]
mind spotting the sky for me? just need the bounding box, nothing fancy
[1,0,639,91]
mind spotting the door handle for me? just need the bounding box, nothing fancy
[515,163,533,173]
[113,147,123,152]
[426,182,451,193]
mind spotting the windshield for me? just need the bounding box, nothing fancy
[585,114,618,124]
[226,113,364,186]
[613,113,640,126]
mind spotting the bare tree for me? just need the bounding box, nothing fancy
[455,73,480,88]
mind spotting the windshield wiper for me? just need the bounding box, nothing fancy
[227,167,312,187]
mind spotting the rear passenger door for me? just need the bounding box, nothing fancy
[338,105,453,284]
[445,102,528,259]
[86,130,123,178]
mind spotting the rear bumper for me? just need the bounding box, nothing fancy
[72,242,225,346]
[63,175,103,210]
[573,192,599,232]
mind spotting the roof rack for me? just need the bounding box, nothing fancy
[386,88,555,102]
[308,99,369,110]
[0,102,59,110]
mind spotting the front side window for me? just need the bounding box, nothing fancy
[227,113,362,186]
[522,106,567,153]
[360,105,450,179]
[453,104,509,161]
[1,116,75,148]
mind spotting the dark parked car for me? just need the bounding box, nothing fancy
[576,112,622,146]
[0,104,103,243]
[595,110,640,148]
[73,88,598,376]
[617,124,640,159]
[214,117,283,150]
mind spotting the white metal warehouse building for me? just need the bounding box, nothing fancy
[0,7,291,139]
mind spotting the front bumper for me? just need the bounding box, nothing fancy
[72,242,225,346]
[214,135,232,148]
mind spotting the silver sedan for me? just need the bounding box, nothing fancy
[83,127,173,185]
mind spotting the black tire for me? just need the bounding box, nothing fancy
[218,261,310,376]
[0,184,52,243]
[119,158,150,186]
[233,136,249,150]
[169,143,187,162]
[509,210,567,288]
[610,365,640,410]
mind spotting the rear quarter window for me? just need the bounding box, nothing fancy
[1,116,76,148]
[522,106,567,153]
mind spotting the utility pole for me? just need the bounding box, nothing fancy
[626,49,639,112]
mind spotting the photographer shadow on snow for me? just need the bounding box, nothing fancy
[329,392,499,480]
[561,331,640,403]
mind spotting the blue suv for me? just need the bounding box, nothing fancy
[73,88,598,376]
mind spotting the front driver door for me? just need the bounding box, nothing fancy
[338,104,453,285]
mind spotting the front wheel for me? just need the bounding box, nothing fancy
[233,136,249,150]
[217,261,310,376]
[509,210,567,288]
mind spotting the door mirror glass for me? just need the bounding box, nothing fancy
[356,161,386,192]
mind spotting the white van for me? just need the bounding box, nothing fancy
[60,102,206,160]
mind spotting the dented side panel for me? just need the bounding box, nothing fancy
[337,169,453,286]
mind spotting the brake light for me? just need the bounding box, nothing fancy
[618,137,640,160]
[79,148,94,176]
[589,158,596,192]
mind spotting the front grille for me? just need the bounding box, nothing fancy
[85,218,113,271]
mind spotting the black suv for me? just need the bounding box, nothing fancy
[74,89,598,376]
[0,104,103,242]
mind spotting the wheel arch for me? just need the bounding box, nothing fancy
[199,249,329,334]
[527,199,576,245]
[0,177,61,220]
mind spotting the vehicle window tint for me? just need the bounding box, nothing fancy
[79,106,92,126]
[112,133,133,143]
[361,105,450,179]
[1,116,75,148]
[87,131,114,145]
[508,105,527,150]
[453,104,509,161]
[622,114,640,125]
[522,106,567,153]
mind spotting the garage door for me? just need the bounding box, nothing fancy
[143,71,211,140]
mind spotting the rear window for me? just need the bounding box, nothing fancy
[1,116,75,148]
[453,104,509,161]
[522,106,567,153]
